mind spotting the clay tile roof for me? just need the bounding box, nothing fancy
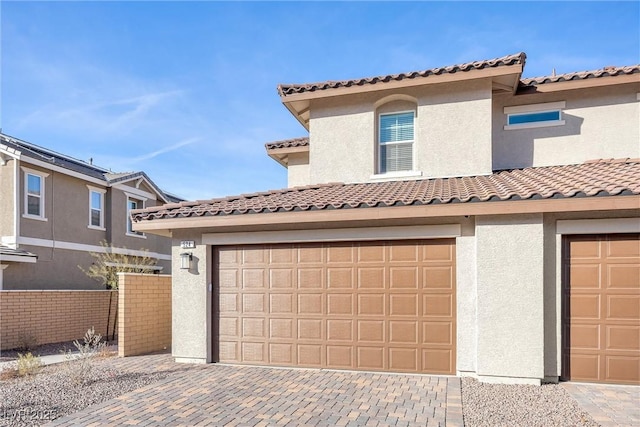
[132,159,640,222]
[265,137,310,150]
[521,64,640,86]
[277,52,526,97]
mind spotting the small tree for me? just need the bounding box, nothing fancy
[78,240,158,289]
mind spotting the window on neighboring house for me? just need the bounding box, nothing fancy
[25,172,45,219]
[504,101,566,130]
[379,111,414,173]
[126,197,144,237]
[88,188,105,229]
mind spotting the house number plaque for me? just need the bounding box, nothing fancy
[180,240,196,249]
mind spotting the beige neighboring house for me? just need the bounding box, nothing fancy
[0,133,181,290]
[132,53,640,386]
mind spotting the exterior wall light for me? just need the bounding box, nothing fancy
[180,252,193,270]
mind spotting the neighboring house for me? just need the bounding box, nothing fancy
[0,133,181,289]
[132,53,640,385]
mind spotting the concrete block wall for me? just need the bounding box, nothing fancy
[118,273,171,357]
[0,290,118,351]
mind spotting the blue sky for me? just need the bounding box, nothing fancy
[1,2,638,201]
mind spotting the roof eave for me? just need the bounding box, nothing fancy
[281,63,524,127]
[132,194,639,235]
[518,73,640,94]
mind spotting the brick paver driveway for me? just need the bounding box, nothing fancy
[48,355,463,426]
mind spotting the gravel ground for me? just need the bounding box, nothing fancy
[0,355,170,426]
[462,377,599,427]
[0,340,114,361]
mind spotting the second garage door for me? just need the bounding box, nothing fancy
[214,240,456,374]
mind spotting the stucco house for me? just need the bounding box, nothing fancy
[132,52,639,385]
[0,133,181,289]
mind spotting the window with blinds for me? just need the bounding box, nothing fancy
[379,112,414,173]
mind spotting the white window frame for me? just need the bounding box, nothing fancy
[504,101,566,130]
[126,194,146,238]
[22,167,49,221]
[378,110,415,174]
[87,186,106,230]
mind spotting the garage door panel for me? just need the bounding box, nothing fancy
[607,264,640,289]
[298,294,323,314]
[358,245,385,263]
[390,244,419,262]
[423,267,453,289]
[358,320,385,343]
[389,348,418,371]
[358,267,385,289]
[242,342,265,363]
[423,349,453,373]
[358,294,385,316]
[242,269,266,288]
[423,243,453,262]
[568,294,600,319]
[390,294,418,316]
[242,318,265,338]
[607,326,640,351]
[219,269,238,288]
[269,343,294,364]
[606,356,640,383]
[298,344,322,366]
[215,240,456,375]
[270,269,294,288]
[566,324,600,350]
[357,347,385,370]
[569,265,601,288]
[607,295,639,320]
[242,294,265,313]
[607,238,640,258]
[563,234,640,384]
[327,294,354,315]
[219,293,239,313]
[423,294,453,317]
[269,318,294,339]
[389,321,418,344]
[327,346,353,368]
[390,267,419,289]
[327,319,353,341]
[298,268,323,289]
[327,268,354,289]
[423,322,453,346]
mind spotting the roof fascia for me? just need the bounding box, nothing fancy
[518,74,640,94]
[111,174,170,203]
[281,64,524,104]
[132,195,640,234]
[19,156,106,186]
[0,254,37,263]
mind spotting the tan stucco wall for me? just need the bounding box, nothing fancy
[475,214,545,384]
[0,161,15,237]
[492,83,640,170]
[171,231,211,363]
[308,78,493,184]
[287,152,310,187]
[455,220,478,374]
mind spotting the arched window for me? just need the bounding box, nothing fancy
[375,95,417,174]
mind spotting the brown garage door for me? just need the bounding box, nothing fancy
[213,240,456,374]
[562,234,640,384]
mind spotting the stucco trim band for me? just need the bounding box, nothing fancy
[556,217,640,235]
[203,224,461,246]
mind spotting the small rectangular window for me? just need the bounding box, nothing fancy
[504,101,566,130]
[379,112,414,173]
[507,110,561,126]
[27,174,42,216]
[90,190,103,228]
